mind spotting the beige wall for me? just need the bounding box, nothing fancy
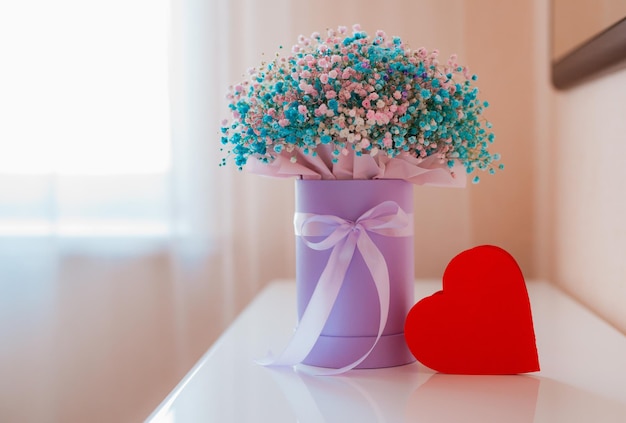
[472,0,626,334]
[530,0,626,334]
[464,1,537,277]
[551,68,626,333]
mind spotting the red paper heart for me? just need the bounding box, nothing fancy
[405,245,540,374]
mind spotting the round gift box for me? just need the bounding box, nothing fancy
[295,179,416,369]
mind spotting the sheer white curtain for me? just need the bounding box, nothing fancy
[0,0,294,421]
[168,0,297,346]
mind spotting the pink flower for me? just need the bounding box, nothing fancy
[325,90,337,99]
[328,69,338,79]
[298,82,317,95]
[319,74,329,84]
[315,104,328,116]
[375,112,390,125]
[339,89,351,100]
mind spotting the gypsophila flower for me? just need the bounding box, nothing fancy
[220,25,500,179]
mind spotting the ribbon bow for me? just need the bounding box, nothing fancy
[258,201,412,375]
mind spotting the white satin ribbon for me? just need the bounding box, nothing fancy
[258,201,413,375]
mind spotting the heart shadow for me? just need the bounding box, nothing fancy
[406,373,540,422]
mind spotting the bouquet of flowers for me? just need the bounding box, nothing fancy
[220,25,501,185]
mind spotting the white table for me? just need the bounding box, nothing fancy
[147,280,626,422]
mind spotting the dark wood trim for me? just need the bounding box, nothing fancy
[552,17,626,89]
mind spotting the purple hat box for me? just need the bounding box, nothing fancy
[295,179,416,369]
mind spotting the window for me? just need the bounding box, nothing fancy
[0,1,171,237]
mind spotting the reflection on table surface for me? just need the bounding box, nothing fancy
[152,359,626,423]
[271,367,626,423]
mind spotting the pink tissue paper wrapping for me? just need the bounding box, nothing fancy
[245,145,467,187]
